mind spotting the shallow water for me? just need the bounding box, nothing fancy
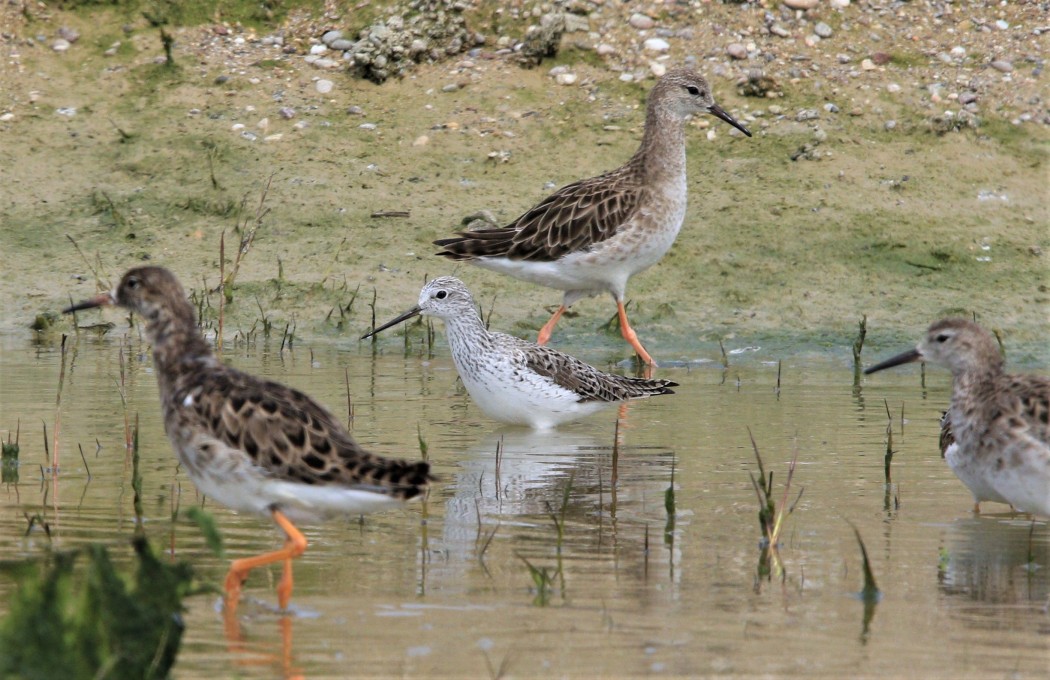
[1,335,1047,678]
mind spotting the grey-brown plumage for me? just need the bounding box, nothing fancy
[363,276,677,429]
[64,266,431,607]
[433,68,751,366]
[866,318,1049,516]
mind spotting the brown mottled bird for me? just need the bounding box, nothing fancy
[65,266,432,608]
[434,68,751,367]
[866,318,1049,517]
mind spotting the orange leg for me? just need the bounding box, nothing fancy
[224,509,308,610]
[617,301,656,367]
[537,305,567,346]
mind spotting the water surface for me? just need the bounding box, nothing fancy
[1,336,1046,677]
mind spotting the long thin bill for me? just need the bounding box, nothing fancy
[361,306,423,339]
[863,348,922,375]
[708,103,752,137]
[62,292,115,314]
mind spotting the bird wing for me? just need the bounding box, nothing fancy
[1009,374,1050,444]
[520,341,676,403]
[435,163,645,261]
[176,367,431,498]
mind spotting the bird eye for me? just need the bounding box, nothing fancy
[126,277,139,290]
[686,85,701,96]
[435,290,448,300]
[935,333,949,343]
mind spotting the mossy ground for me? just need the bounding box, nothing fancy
[2,3,1047,362]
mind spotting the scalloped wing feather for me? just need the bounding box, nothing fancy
[521,343,676,403]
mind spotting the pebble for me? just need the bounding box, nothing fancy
[57,27,80,43]
[823,103,840,113]
[770,24,790,38]
[52,39,71,52]
[442,83,461,92]
[264,133,283,142]
[629,14,655,30]
[310,44,328,55]
[0,113,14,122]
[861,58,876,71]
[555,72,578,85]
[958,92,978,105]
[995,20,1009,30]
[650,62,667,77]
[359,123,377,130]
[884,120,897,131]
[413,135,429,147]
[56,107,76,117]
[293,121,309,130]
[796,109,819,121]
[644,38,669,53]
[726,43,747,60]
[950,46,966,58]
[886,83,901,93]
[278,107,295,119]
[830,0,850,7]
[815,23,833,39]
[231,123,245,131]
[990,60,1013,73]
[315,79,333,94]
[783,0,819,8]
[330,39,354,51]
[257,117,269,130]
[347,105,365,116]
[596,43,616,57]
[240,131,257,141]
[619,73,634,82]
[321,30,342,45]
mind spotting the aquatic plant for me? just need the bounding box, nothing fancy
[0,535,196,679]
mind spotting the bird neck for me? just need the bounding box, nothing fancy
[142,298,216,386]
[439,307,494,354]
[636,102,687,183]
[950,354,1005,398]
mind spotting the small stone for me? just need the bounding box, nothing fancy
[52,39,71,52]
[555,72,577,85]
[629,14,655,30]
[56,107,76,117]
[596,43,616,57]
[231,123,245,131]
[830,0,850,7]
[359,123,377,130]
[257,117,269,130]
[814,23,833,39]
[278,107,295,119]
[958,92,978,105]
[823,103,840,113]
[240,131,257,141]
[770,24,790,38]
[886,83,901,93]
[861,58,876,71]
[950,46,966,58]
[315,79,334,94]
[995,20,1009,30]
[619,73,634,82]
[321,30,342,45]
[989,60,1013,73]
[310,44,328,55]
[413,135,430,147]
[650,62,667,77]
[215,75,230,85]
[644,38,669,53]
[347,105,365,116]
[768,105,783,115]
[726,43,747,60]
[783,0,818,8]
[264,133,283,142]
[330,39,354,51]
[293,121,308,130]
[0,113,14,122]
[796,109,819,122]
[442,83,461,92]
[564,15,589,33]
[57,27,79,43]
[884,120,897,131]
[314,57,338,69]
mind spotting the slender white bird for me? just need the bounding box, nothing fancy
[364,277,677,429]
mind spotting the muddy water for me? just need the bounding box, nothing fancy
[1,336,1047,678]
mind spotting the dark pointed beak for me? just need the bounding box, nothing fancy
[864,348,922,375]
[708,103,752,137]
[63,292,116,314]
[361,306,423,340]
